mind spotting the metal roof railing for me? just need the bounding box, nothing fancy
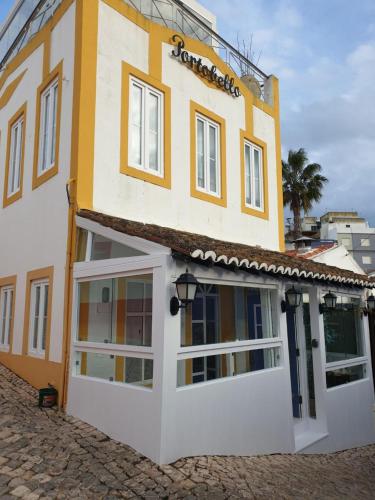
[0,0,63,72]
[0,0,270,101]
[123,0,269,98]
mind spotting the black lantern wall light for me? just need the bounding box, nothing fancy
[319,291,338,314]
[170,269,200,315]
[367,295,375,312]
[281,286,302,313]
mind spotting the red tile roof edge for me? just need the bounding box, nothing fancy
[77,209,375,289]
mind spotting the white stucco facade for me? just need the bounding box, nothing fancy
[0,2,75,390]
[92,1,281,251]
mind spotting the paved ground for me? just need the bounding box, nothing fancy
[0,365,375,499]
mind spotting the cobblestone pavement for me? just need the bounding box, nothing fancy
[0,365,375,499]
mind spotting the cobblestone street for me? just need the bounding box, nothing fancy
[0,364,374,499]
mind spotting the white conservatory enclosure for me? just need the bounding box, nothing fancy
[67,210,375,464]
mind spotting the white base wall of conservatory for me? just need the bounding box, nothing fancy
[301,379,375,454]
[67,365,375,464]
[67,376,162,463]
[160,366,295,464]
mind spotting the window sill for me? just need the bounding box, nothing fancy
[191,187,227,207]
[32,164,58,190]
[120,164,170,189]
[27,351,46,360]
[3,189,22,208]
[241,202,268,220]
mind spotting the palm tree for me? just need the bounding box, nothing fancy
[282,148,328,239]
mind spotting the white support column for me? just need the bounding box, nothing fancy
[361,291,375,402]
[158,256,182,464]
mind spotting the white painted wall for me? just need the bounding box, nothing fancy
[312,245,365,274]
[180,0,217,32]
[93,1,281,251]
[321,222,375,239]
[0,3,76,362]
[304,379,375,453]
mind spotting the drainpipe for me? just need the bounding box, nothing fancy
[60,178,77,408]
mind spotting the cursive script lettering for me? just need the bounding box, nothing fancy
[171,34,241,98]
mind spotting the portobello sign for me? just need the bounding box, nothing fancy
[171,34,241,98]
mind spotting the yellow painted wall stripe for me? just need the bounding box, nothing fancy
[0,70,27,110]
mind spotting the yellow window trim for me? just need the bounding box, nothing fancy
[22,266,54,361]
[0,0,74,93]
[32,61,63,190]
[3,103,27,208]
[120,62,171,189]
[190,101,227,207]
[240,130,269,220]
[0,70,27,111]
[0,275,17,352]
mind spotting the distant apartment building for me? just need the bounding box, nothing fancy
[320,212,375,274]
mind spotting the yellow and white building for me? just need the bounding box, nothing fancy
[0,0,374,464]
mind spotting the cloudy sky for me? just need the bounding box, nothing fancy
[1,0,374,223]
[199,0,375,224]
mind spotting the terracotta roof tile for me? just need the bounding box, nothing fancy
[286,244,336,259]
[78,209,375,289]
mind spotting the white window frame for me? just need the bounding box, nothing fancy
[38,77,59,176]
[244,140,264,211]
[195,113,221,197]
[322,292,368,387]
[0,286,14,348]
[29,279,49,357]
[128,76,164,177]
[126,278,153,347]
[191,284,220,383]
[7,116,24,197]
[362,256,372,264]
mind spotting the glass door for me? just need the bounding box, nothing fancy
[286,292,317,423]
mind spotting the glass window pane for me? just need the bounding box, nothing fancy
[144,316,152,347]
[41,285,49,351]
[76,352,153,388]
[33,285,40,350]
[192,323,204,345]
[90,233,146,260]
[245,144,251,205]
[125,316,143,345]
[254,148,261,208]
[178,347,280,387]
[131,83,143,165]
[326,364,365,388]
[148,92,159,171]
[209,125,217,193]
[125,357,142,383]
[77,275,153,347]
[182,284,277,346]
[192,296,203,320]
[127,282,145,313]
[197,119,205,188]
[323,297,363,363]
[0,290,8,345]
[50,84,58,165]
[41,91,50,172]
